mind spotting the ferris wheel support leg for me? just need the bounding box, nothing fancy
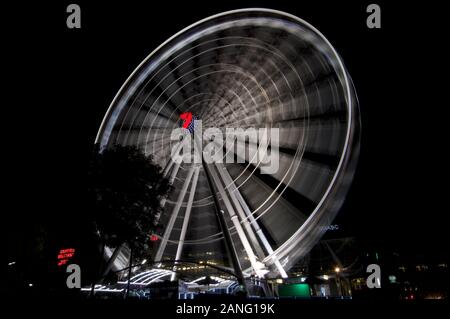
[207,162,268,279]
[155,165,196,263]
[202,161,247,291]
[226,168,288,279]
[215,163,266,261]
[163,158,175,177]
[156,162,181,225]
[163,142,183,177]
[168,162,181,185]
[171,165,201,281]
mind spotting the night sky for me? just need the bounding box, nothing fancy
[5,1,447,265]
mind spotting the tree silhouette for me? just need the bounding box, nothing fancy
[87,144,170,274]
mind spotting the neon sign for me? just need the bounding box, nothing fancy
[57,248,75,267]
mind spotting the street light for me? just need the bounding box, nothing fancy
[335,267,343,297]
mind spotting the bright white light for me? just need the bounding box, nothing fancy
[323,275,329,280]
[81,288,124,293]
[129,269,173,284]
[211,276,228,283]
[8,262,16,266]
[141,259,147,265]
[187,276,206,284]
[253,261,270,278]
[28,283,33,287]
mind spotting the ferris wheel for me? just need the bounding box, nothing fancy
[96,8,360,282]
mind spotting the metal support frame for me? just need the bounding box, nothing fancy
[215,163,266,260]
[171,166,201,281]
[155,165,196,262]
[219,164,288,278]
[202,161,247,290]
[207,162,268,278]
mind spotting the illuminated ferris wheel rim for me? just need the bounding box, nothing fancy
[95,7,354,219]
[94,8,359,274]
[96,8,353,148]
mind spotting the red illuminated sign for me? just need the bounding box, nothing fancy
[57,248,75,266]
[180,112,193,129]
[150,235,160,242]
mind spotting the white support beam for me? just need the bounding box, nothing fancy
[171,166,201,281]
[155,165,196,262]
[225,167,288,278]
[215,163,266,261]
[207,163,268,278]
[163,141,184,177]
[157,162,181,224]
